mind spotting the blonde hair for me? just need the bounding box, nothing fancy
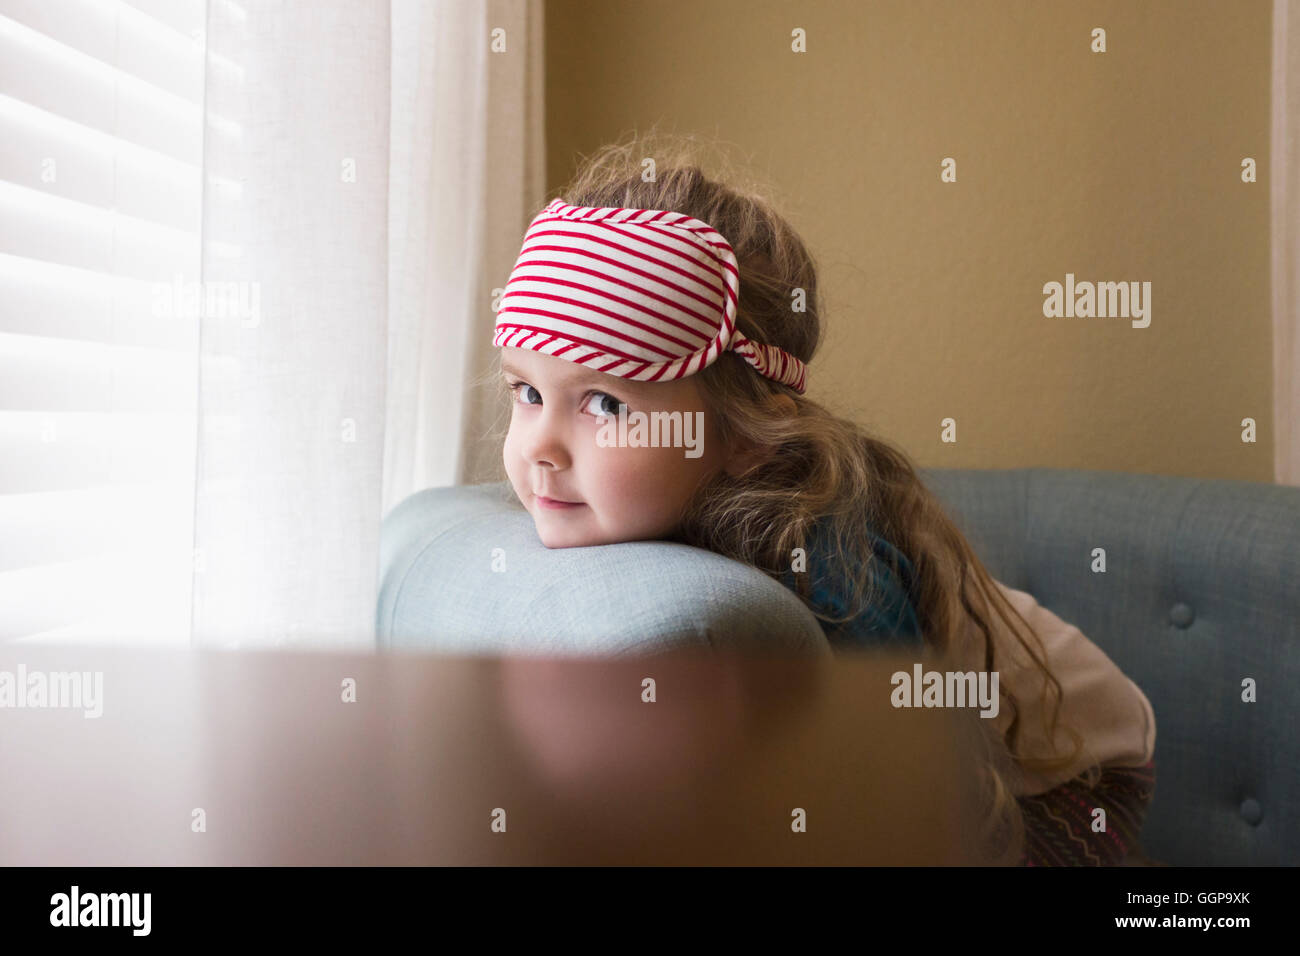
[503,129,1095,862]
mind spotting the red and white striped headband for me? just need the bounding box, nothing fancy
[493,198,808,394]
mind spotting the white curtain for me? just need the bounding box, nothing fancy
[384,0,545,513]
[193,0,544,650]
[1274,0,1300,486]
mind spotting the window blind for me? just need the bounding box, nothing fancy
[0,0,209,644]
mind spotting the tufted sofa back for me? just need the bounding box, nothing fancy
[919,467,1300,866]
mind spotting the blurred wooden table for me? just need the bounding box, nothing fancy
[0,646,1001,865]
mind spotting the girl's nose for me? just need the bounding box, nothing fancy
[522,410,572,469]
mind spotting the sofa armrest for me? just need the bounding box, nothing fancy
[378,482,831,657]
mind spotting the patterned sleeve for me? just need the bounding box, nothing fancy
[1018,758,1158,865]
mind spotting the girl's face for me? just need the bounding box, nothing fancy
[501,347,735,549]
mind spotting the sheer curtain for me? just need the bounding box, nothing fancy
[192,0,543,650]
[384,0,545,513]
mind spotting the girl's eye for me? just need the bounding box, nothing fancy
[583,392,626,418]
[507,381,541,405]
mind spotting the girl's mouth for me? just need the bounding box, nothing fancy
[536,496,585,510]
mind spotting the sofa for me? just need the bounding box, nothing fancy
[377,467,1300,866]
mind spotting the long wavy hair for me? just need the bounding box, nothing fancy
[493,130,1094,863]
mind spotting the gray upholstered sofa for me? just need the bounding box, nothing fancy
[377,468,1300,866]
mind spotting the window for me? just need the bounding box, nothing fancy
[0,0,207,644]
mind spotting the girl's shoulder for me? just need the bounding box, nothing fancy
[780,513,923,650]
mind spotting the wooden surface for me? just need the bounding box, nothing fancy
[0,646,1004,865]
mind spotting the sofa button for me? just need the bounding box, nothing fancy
[1169,602,1195,628]
[1240,798,1263,826]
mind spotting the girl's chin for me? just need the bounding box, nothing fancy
[533,519,592,549]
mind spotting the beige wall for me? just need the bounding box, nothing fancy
[542,0,1275,481]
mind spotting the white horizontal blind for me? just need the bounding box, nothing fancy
[0,0,208,644]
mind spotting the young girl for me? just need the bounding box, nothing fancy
[491,135,1156,866]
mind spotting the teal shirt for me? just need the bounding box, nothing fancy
[778,516,923,651]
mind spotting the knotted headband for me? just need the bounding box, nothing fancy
[493,198,808,394]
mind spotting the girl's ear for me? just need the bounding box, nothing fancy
[723,442,768,478]
[721,394,796,477]
[771,394,796,418]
